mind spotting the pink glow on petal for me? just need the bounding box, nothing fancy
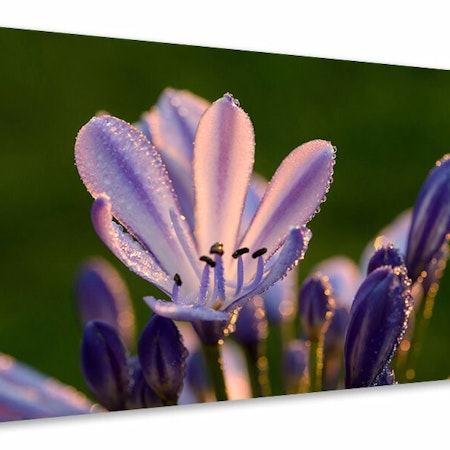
[193,94,255,262]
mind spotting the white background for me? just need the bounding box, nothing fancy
[1,1,450,448]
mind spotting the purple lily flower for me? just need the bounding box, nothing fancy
[75,90,335,327]
[344,266,413,389]
[0,352,103,422]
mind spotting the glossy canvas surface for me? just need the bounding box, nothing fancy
[1,25,450,424]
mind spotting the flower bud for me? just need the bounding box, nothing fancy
[344,266,412,389]
[74,257,136,350]
[126,358,164,409]
[406,154,450,282]
[81,320,130,410]
[298,274,335,341]
[367,243,405,274]
[138,315,188,404]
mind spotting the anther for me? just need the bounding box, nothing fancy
[210,242,224,255]
[252,248,267,259]
[232,247,250,259]
[200,256,216,267]
[173,273,183,286]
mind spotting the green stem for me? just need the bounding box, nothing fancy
[243,343,271,398]
[396,290,435,383]
[308,337,324,392]
[202,342,228,401]
[266,323,285,396]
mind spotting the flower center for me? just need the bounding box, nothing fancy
[171,241,268,310]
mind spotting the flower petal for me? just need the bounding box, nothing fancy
[240,139,335,256]
[142,88,210,226]
[75,115,200,288]
[144,297,230,322]
[91,195,173,295]
[0,353,102,421]
[193,93,255,260]
[238,173,268,242]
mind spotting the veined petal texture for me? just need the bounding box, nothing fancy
[75,115,199,291]
[142,88,210,226]
[193,93,255,260]
[91,195,173,295]
[240,139,335,257]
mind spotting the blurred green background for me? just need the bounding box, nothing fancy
[1,26,450,398]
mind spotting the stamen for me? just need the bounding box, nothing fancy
[200,255,216,267]
[173,273,183,286]
[210,242,224,255]
[211,251,226,305]
[252,248,267,258]
[234,255,245,296]
[247,253,265,291]
[198,264,211,306]
[172,273,182,303]
[232,247,249,259]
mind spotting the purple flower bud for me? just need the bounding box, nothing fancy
[283,339,309,394]
[126,358,164,409]
[81,320,130,411]
[233,296,268,347]
[298,274,335,341]
[138,315,188,404]
[406,154,450,283]
[74,257,136,350]
[344,266,412,389]
[367,243,405,274]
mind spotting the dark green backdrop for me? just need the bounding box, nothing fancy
[1,26,449,397]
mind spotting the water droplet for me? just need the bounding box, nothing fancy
[223,92,240,107]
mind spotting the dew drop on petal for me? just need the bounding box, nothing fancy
[223,92,240,107]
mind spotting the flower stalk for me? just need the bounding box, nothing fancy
[201,342,228,402]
